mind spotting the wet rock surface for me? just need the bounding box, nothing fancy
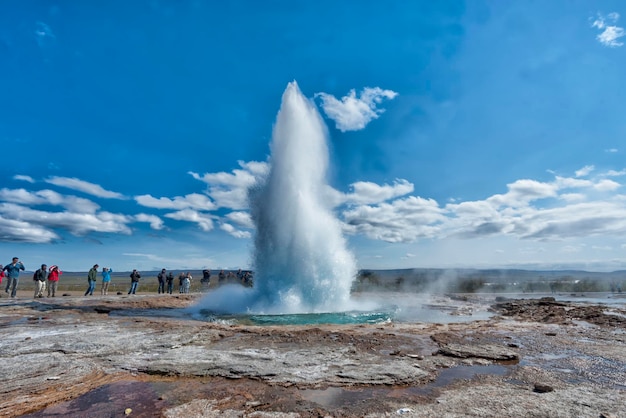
[0,294,625,417]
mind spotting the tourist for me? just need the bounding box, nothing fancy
[128,269,141,294]
[182,272,192,294]
[157,269,166,294]
[218,269,225,284]
[47,265,62,297]
[101,267,112,295]
[84,264,98,296]
[33,264,48,298]
[201,269,211,289]
[166,271,174,294]
[3,257,25,298]
[178,272,185,293]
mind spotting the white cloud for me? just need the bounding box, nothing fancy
[134,213,165,230]
[0,203,132,236]
[224,211,254,229]
[189,160,268,209]
[575,165,594,177]
[165,209,214,231]
[315,87,398,132]
[606,169,626,177]
[593,179,621,191]
[220,222,251,239]
[13,175,35,183]
[0,188,100,213]
[591,12,625,47]
[0,216,59,243]
[342,179,414,205]
[135,193,215,211]
[45,176,126,199]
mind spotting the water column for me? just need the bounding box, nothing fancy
[249,81,357,313]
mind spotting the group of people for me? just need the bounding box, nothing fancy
[1,257,63,298]
[0,257,251,298]
[158,269,193,294]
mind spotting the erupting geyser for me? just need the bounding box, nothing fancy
[249,81,357,313]
[196,81,358,315]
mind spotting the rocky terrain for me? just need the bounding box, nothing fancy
[0,293,624,417]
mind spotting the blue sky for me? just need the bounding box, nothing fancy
[1,1,626,272]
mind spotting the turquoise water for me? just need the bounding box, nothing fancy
[198,308,396,325]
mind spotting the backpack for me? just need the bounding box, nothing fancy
[33,270,39,281]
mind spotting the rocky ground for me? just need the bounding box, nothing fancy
[0,292,625,417]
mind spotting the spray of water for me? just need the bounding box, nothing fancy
[196,81,357,314]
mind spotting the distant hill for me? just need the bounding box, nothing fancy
[354,268,626,293]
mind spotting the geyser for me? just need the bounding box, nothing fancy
[248,81,357,313]
[196,81,358,315]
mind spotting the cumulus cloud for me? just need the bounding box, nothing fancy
[341,168,625,244]
[343,196,445,242]
[0,203,132,236]
[591,12,625,47]
[342,179,414,205]
[135,193,215,211]
[189,160,268,209]
[315,87,398,132]
[224,211,254,229]
[45,176,126,199]
[220,222,252,239]
[0,216,59,243]
[0,188,100,213]
[165,209,214,231]
[134,213,165,230]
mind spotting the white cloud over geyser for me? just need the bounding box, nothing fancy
[316,87,398,132]
[45,176,126,199]
[591,12,625,47]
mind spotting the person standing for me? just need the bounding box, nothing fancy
[157,269,166,294]
[128,269,141,294]
[181,272,191,294]
[166,271,174,294]
[3,257,25,298]
[33,264,48,298]
[47,265,62,297]
[84,264,98,296]
[101,267,112,295]
[178,272,185,293]
[201,269,211,289]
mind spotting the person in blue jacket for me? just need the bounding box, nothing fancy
[3,257,25,298]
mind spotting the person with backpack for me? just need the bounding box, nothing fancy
[128,269,141,294]
[84,264,98,296]
[3,257,25,298]
[47,265,62,297]
[33,264,48,298]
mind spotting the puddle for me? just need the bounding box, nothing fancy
[301,364,511,408]
[22,380,170,418]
